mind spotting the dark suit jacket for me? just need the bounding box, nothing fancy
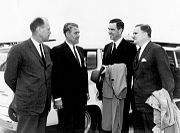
[102,38,137,94]
[4,39,52,115]
[133,41,174,109]
[50,42,88,107]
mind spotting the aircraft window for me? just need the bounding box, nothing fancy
[166,51,175,67]
[86,50,97,70]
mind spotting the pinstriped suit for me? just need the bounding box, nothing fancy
[4,39,52,133]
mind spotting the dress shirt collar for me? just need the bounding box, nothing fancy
[114,36,123,48]
[31,37,39,47]
[66,41,77,52]
[66,41,82,66]
[31,37,42,56]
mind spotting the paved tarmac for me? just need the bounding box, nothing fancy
[0,118,16,133]
[0,124,61,133]
[0,127,15,133]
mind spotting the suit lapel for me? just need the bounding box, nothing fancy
[105,42,113,58]
[110,42,114,53]
[77,46,85,67]
[65,42,75,59]
[27,39,41,59]
[64,42,81,66]
[133,41,152,70]
[139,41,152,61]
[116,38,124,50]
[27,39,46,68]
[114,38,127,55]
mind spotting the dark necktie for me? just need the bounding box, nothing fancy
[39,43,46,67]
[133,47,141,69]
[137,47,141,60]
[73,45,80,65]
[112,43,116,55]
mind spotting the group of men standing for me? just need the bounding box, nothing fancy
[4,17,88,133]
[100,19,174,133]
[4,16,174,133]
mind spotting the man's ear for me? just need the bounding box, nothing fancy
[36,26,41,33]
[118,28,123,34]
[144,32,148,37]
[65,31,69,37]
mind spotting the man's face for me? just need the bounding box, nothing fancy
[133,26,146,46]
[38,20,51,42]
[108,23,122,42]
[67,27,80,45]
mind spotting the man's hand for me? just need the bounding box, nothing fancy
[54,99,63,110]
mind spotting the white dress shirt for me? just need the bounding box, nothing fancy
[112,37,123,52]
[31,37,45,58]
[66,41,82,66]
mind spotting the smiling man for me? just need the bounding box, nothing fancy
[101,18,137,133]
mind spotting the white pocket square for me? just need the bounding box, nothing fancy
[141,58,147,62]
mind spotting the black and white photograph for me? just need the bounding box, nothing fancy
[0,0,180,133]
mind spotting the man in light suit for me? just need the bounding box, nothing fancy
[50,23,88,133]
[4,17,52,133]
[101,18,137,133]
[132,24,174,133]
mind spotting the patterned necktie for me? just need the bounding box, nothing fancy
[73,45,80,65]
[39,43,46,67]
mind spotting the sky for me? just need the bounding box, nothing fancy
[0,0,180,48]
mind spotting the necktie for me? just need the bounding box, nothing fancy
[39,43,46,67]
[137,47,141,60]
[73,45,80,65]
[133,47,141,69]
[112,43,116,54]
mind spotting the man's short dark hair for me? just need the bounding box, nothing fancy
[30,17,45,33]
[109,18,124,30]
[63,23,78,36]
[135,24,152,37]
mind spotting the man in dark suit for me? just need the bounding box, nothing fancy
[132,24,174,133]
[101,18,137,133]
[50,23,88,133]
[4,17,52,133]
